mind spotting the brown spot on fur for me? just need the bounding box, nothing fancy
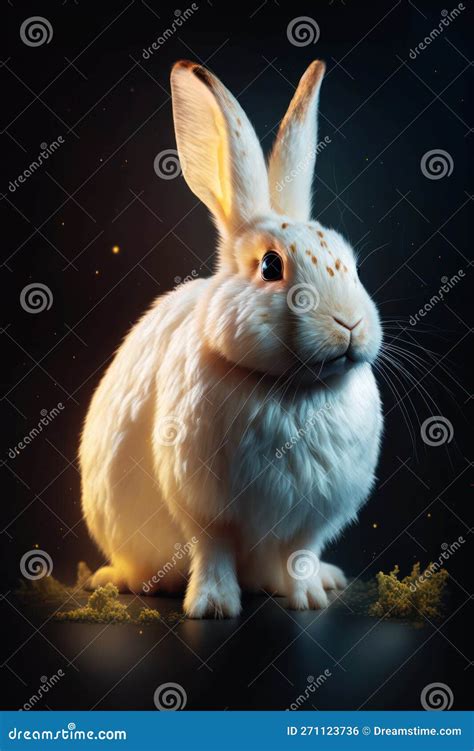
[317,230,324,238]
[271,61,326,162]
[335,259,341,270]
[327,267,334,277]
[280,61,326,126]
[305,249,311,255]
[237,117,242,126]
[311,255,317,264]
[290,243,297,254]
[320,240,328,248]
[281,222,288,229]
[235,130,240,137]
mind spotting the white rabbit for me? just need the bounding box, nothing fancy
[80,59,383,618]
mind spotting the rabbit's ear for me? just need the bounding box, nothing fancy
[171,61,269,236]
[268,61,326,221]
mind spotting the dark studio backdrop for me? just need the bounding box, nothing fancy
[1,0,472,712]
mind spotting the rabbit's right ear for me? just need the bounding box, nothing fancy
[170,61,270,238]
[268,61,326,222]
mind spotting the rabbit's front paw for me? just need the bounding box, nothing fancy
[287,574,329,611]
[319,562,347,591]
[184,578,241,619]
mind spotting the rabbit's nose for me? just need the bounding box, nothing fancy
[333,316,363,332]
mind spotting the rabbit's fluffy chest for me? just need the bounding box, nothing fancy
[218,367,382,544]
[165,356,382,547]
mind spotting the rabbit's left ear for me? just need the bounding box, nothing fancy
[268,61,326,221]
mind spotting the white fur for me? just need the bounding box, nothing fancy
[80,60,383,618]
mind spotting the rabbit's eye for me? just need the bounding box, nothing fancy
[261,251,283,281]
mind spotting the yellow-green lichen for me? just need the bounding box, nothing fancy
[369,563,449,620]
[137,607,161,623]
[55,583,132,623]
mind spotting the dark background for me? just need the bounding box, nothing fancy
[1,0,472,712]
